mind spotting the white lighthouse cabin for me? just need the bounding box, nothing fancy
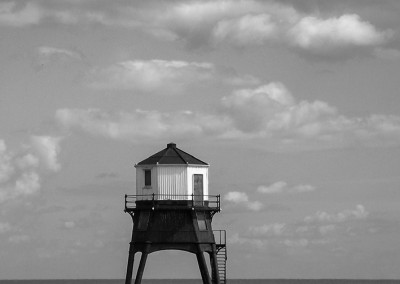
[134,143,209,202]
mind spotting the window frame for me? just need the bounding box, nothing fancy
[144,169,151,187]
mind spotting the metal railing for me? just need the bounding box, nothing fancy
[125,194,220,211]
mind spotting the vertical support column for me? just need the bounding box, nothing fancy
[196,247,211,284]
[210,244,220,284]
[134,243,150,284]
[125,242,135,284]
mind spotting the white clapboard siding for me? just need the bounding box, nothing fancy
[157,166,187,200]
[135,165,209,201]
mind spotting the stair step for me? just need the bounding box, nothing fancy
[216,246,227,283]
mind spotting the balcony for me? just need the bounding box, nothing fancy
[125,194,220,212]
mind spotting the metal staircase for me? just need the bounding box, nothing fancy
[214,230,227,283]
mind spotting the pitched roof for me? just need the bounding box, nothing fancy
[137,143,208,166]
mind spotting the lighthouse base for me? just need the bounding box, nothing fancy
[124,204,222,284]
[125,242,220,284]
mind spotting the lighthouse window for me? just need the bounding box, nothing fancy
[144,170,151,186]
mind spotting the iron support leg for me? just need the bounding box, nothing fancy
[134,244,150,284]
[196,250,211,284]
[125,243,135,284]
[210,245,220,284]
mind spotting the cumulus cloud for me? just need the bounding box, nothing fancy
[304,205,369,223]
[0,2,43,27]
[87,59,258,93]
[289,14,390,51]
[220,82,337,134]
[139,0,392,58]
[224,191,263,211]
[232,204,370,251]
[30,136,62,172]
[283,238,309,248]
[248,223,286,237]
[220,83,400,147]
[2,1,393,59]
[88,60,213,93]
[55,81,400,149]
[0,137,61,204]
[56,108,234,141]
[213,13,279,46]
[257,181,315,194]
[0,2,79,27]
[229,233,265,249]
[318,224,336,236]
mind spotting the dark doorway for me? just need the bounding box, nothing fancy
[193,174,203,206]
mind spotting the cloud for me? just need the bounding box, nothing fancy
[0,140,14,183]
[38,46,82,60]
[283,238,309,248]
[257,181,315,194]
[213,13,279,46]
[56,108,234,141]
[139,0,392,58]
[32,46,87,72]
[0,2,43,27]
[35,46,84,68]
[229,233,265,249]
[0,2,79,27]
[0,137,61,204]
[2,1,392,59]
[30,136,62,172]
[318,224,336,236]
[224,191,248,203]
[220,82,337,134]
[88,60,214,93]
[304,205,369,223]
[87,59,258,93]
[224,191,263,211]
[232,204,370,251]
[64,221,76,229]
[55,80,400,150]
[248,223,286,237]
[288,14,391,54]
[14,171,40,196]
[220,83,400,147]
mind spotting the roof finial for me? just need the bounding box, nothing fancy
[167,142,176,149]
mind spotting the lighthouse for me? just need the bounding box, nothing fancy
[124,143,227,284]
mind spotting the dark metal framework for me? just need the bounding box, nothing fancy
[125,194,220,214]
[124,194,226,284]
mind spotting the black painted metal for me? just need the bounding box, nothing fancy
[125,194,221,212]
[137,143,208,165]
[124,195,226,284]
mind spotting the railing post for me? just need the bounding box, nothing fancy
[192,193,194,208]
[125,194,127,211]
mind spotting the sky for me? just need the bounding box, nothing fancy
[1,0,400,280]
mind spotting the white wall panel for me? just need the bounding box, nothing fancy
[157,166,187,200]
[136,165,209,201]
